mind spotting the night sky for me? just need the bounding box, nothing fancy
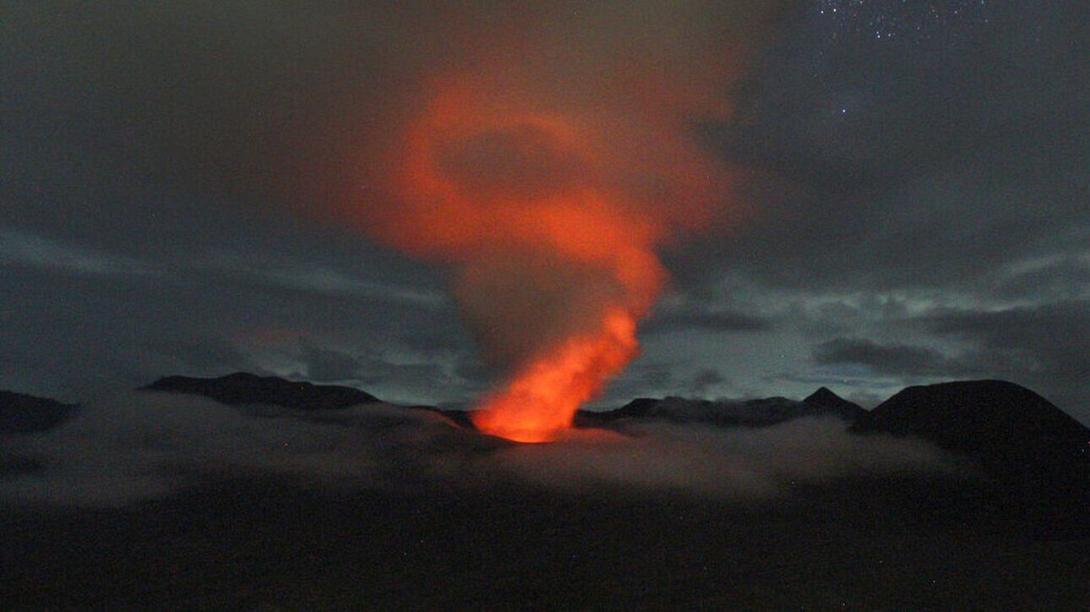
[3,1,1089,423]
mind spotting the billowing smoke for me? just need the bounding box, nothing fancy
[343,3,779,441]
[1,393,960,507]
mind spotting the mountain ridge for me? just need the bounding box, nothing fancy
[143,372,380,410]
[581,387,864,428]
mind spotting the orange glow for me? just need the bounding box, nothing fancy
[470,308,638,443]
[380,86,675,442]
[361,23,743,442]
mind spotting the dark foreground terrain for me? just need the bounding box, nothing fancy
[3,476,1089,609]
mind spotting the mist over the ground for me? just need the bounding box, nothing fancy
[497,418,957,497]
[1,393,958,507]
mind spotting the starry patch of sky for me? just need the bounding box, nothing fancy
[815,0,993,43]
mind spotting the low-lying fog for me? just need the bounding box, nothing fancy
[1,392,962,507]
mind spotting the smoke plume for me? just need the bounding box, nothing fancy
[346,3,778,441]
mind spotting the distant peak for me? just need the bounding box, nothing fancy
[802,387,866,420]
[804,387,843,404]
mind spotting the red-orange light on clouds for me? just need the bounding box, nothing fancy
[471,308,639,443]
[366,41,740,442]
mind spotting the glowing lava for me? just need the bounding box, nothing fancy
[471,308,639,443]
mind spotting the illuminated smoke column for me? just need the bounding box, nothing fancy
[363,4,771,442]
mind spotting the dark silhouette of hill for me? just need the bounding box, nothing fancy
[852,380,1090,534]
[852,380,1089,473]
[0,390,77,434]
[803,387,866,421]
[0,390,76,475]
[143,372,379,410]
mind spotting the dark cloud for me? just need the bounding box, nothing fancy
[298,344,363,383]
[991,257,1090,302]
[690,368,727,395]
[812,338,954,378]
[918,301,1090,410]
[642,306,774,335]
